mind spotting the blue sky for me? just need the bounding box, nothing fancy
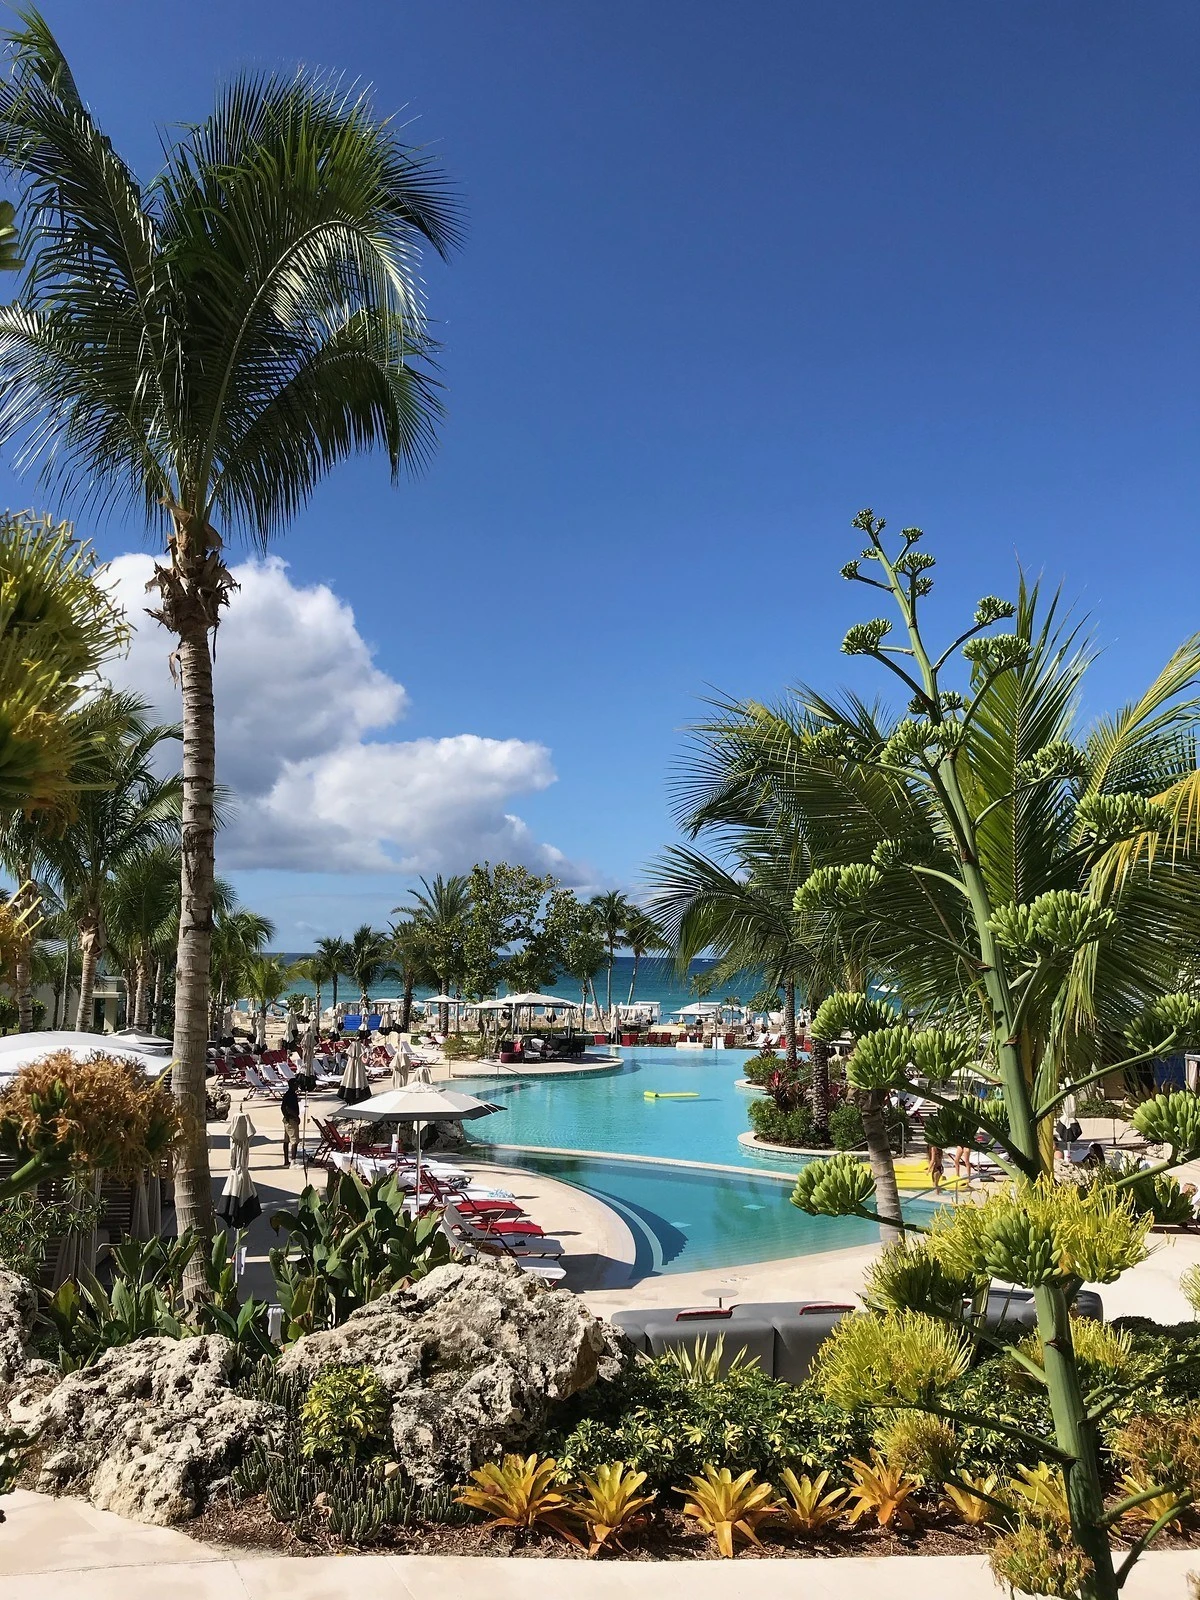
[2,2,1199,943]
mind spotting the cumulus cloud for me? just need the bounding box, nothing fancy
[102,554,583,880]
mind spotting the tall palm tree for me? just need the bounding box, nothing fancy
[389,916,436,1033]
[622,905,662,1006]
[0,12,458,1246]
[589,890,630,1022]
[404,874,471,1033]
[312,935,352,1018]
[347,923,395,1018]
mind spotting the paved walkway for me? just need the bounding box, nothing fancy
[2,1490,1195,1598]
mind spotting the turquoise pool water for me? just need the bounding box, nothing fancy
[458,1046,783,1169]
[457,1048,931,1277]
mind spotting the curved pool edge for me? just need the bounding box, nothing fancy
[467,1138,801,1183]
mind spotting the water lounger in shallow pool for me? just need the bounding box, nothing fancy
[643,1090,699,1099]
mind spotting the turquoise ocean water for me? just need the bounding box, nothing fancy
[276,956,762,1017]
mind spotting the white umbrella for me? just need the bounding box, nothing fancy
[338,1036,370,1104]
[217,1109,260,1228]
[392,1038,413,1090]
[331,1081,501,1198]
[0,1029,172,1087]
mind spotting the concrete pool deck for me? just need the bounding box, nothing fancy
[2,1490,1194,1598]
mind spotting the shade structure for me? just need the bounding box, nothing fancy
[0,1029,172,1086]
[503,992,582,1010]
[301,1018,315,1076]
[330,1081,501,1200]
[217,1109,260,1229]
[337,1036,371,1104]
[423,994,458,1006]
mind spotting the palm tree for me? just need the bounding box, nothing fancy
[0,12,458,1246]
[347,924,395,1018]
[31,698,182,1031]
[389,917,436,1033]
[241,953,297,1048]
[589,890,630,1023]
[105,845,180,1030]
[210,903,274,1037]
[622,905,662,1006]
[312,935,352,1018]
[405,874,471,1033]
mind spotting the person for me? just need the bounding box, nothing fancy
[280,1080,301,1168]
[927,1144,944,1191]
[954,1142,973,1184]
[1083,1141,1107,1169]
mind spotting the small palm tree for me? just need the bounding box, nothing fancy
[0,11,458,1243]
[589,890,631,1022]
[622,906,662,1007]
[347,924,395,1019]
[241,954,297,1048]
[389,917,437,1032]
[312,935,352,1017]
[210,904,274,1036]
[105,845,180,1030]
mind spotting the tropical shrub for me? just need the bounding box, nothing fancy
[943,1471,1003,1526]
[569,1462,655,1555]
[742,1049,780,1086]
[43,1272,188,1370]
[843,1452,920,1531]
[269,1172,452,1338]
[0,996,45,1032]
[456,1453,579,1542]
[1008,1462,1071,1524]
[776,1467,846,1533]
[300,1365,391,1462]
[872,1410,959,1482]
[440,1033,479,1061]
[827,1101,864,1150]
[747,1097,814,1146]
[677,1464,779,1557]
[550,1355,871,1491]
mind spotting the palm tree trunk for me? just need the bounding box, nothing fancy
[859,1088,903,1245]
[627,951,640,1006]
[784,978,798,1072]
[12,869,35,1031]
[57,929,72,1028]
[810,1033,831,1135]
[153,958,165,1033]
[605,947,613,1018]
[133,957,149,1030]
[74,913,101,1032]
[401,978,414,1033]
[168,582,221,1260]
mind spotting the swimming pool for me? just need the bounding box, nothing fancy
[457,1048,930,1277]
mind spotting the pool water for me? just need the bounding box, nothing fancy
[459,1046,786,1169]
[457,1048,931,1277]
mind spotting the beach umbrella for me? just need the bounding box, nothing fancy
[391,1037,413,1090]
[301,1016,316,1079]
[217,1109,260,1229]
[330,1081,501,1198]
[337,1035,371,1104]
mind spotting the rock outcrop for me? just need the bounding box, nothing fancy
[279,1258,628,1485]
[6,1333,280,1524]
[0,1269,37,1384]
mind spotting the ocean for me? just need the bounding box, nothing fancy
[274,955,765,1017]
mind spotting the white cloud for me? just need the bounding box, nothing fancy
[102,554,584,881]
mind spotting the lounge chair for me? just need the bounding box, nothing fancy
[443,1202,564,1257]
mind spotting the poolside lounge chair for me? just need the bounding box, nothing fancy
[443,1202,564,1257]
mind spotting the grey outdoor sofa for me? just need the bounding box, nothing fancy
[611,1287,1104,1385]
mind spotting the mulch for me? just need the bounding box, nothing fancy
[188,1496,1000,1560]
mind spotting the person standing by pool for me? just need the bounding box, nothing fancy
[927,1143,944,1191]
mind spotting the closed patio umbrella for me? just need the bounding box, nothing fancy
[217,1109,260,1229]
[337,1035,371,1104]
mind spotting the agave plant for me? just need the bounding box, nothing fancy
[843,1452,921,1532]
[656,1333,757,1384]
[677,1464,780,1558]
[456,1454,580,1543]
[776,1467,846,1534]
[570,1461,656,1556]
